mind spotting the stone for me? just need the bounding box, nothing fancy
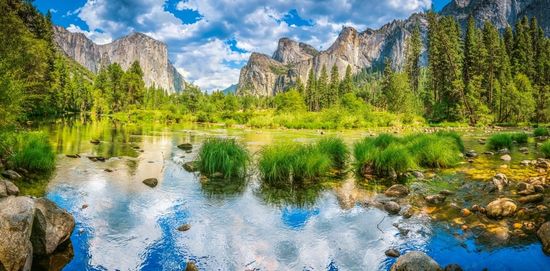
[500,154,512,161]
[31,198,75,256]
[461,208,471,217]
[492,173,509,192]
[65,154,80,158]
[444,264,463,271]
[183,161,198,172]
[2,170,22,181]
[185,261,199,271]
[520,160,531,166]
[4,180,19,196]
[486,198,517,219]
[465,150,477,158]
[0,181,6,198]
[483,151,495,155]
[87,156,106,162]
[0,196,35,271]
[385,248,400,258]
[90,139,100,145]
[439,190,454,196]
[412,171,424,180]
[142,178,158,188]
[177,224,191,232]
[519,147,529,153]
[384,184,409,198]
[425,194,446,205]
[390,251,441,271]
[518,194,543,204]
[211,172,224,178]
[177,143,193,151]
[537,222,550,254]
[536,159,550,169]
[384,201,401,215]
[498,148,510,155]
[104,168,113,173]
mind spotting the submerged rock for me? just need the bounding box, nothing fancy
[500,154,512,161]
[87,156,106,162]
[65,154,80,158]
[185,261,198,271]
[465,150,477,158]
[384,184,409,198]
[486,198,517,219]
[538,222,550,254]
[177,143,193,151]
[183,161,198,172]
[385,248,400,258]
[384,201,401,215]
[519,147,529,154]
[31,198,75,256]
[177,224,191,232]
[0,196,35,271]
[492,173,509,192]
[518,194,543,204]
[536,158,550,169]
[444,264,463,271]
[390,251,441,271]
[425,194,446,205]
[142,178,158,188]
[90,139,100,145]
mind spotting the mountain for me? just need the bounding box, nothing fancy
[237,0,549,97]
[222,84,238,94]
[53,26,185,93]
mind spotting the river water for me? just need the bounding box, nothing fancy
[37,121,550,270]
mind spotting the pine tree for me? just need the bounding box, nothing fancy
[512,16,534,78]
[482,21,501,110]
[317,65,329,110]
[339,65,354,95]
[305,68,317,111]
[405,25,422,93]
[329,64,340,106]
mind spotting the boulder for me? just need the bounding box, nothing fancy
[30,198,75,256]
[486,198,517,219]
[500,154,512,161]
[177,224,191,232]
[536,159,550,169]
[2,170,22,181]
[425,195,446,205]
[4,180,19,196]
[183,161,198,172]
[385,248,400,258]
[384,201,401,215]
[390,251,441,271]
[518,194,544,204]
[492,173,509,192]
[142,178,158,188]
[0,196,35,271]
[177,143,193,151]
[538,222,550,254]
[384,184,409,198]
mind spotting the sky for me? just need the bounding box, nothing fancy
[35,0,451,91]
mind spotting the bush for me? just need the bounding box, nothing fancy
[3,132,56,173]
[316,137,349,170]
[511,132,528,144]
[197,138,250,178]
[534,127,549,137]
[487,133,513,151]
[541,141,550,158]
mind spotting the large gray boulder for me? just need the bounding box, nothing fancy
[0,196,35,271]
[390,251,442,271]
[538,222,550,255]
[0,179,20,198]
[31,198,75,256]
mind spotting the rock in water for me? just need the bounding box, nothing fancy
[177,143,193,151]
[177,224,191,232]
[142,178,158,188]
[518,194,544,204]
[486,198,517,219]
[384,184,410,198]
[444,264,463,271]
[425,194,446,205]
[31,198,75,256]
[183,161,198,172]
[0,196,35,271]
[492,173,509,192]
[500,154,512,161]
[538,222,550,255]
[385,248,400,258]
[390,251,441,271]
[185,261,198,271]
[90,139,100,145]
[384,201,401,215]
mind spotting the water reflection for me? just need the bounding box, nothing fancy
[257,182,326,207]
[199,177,248,199]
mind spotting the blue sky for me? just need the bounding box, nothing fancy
[35,0,451,90]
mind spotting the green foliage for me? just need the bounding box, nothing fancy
[258,143,297,186]
[197,138,250,178]
[540,141,550,158]
[534,127,549,137]
[434,131,465,152]
[0,131,55,173]
[511,132,528,144]
[274,89,306,112]
[487,133,513,150]
[406,134,461,168]
[316,137,349,170]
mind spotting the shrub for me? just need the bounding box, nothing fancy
[197,138,250,178]
[534,127,549,137]
[541,141,550,158]
[7,132,55,173]
[511,132,528,144]
[316,137,349,170]
[487,133,513,151]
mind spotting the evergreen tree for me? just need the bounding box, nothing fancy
[305,68,317,111]
[512,16,534,78]
[317,65,329,110]
[329,64,340,106]
[405,25,422,93]
[481,21,501,110]
[339,65,354,95]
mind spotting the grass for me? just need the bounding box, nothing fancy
[434,131,465,152]
[511,132,528,144]
[0,131,56,173]
[196,138,250,178]
[316,137,349,170]
[541,141,550,158]
[486,133,514,151]
[353,133,463,178]
[258,143,297,185]
[534,127,549,137]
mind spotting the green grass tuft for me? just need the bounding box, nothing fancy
[316,137,349,170]
[373,143,416,176]
[197,138,250,178]
[511,132,528,144]
[258,143,298,186]
[407,134,461,168]
[292,145,332,181]
[487,133,513,151]
[534,127,549,137]
[541,141,550,158]
[2,132,56,173]
[434,131,465,152]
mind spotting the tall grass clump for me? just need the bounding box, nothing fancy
[534,127,549,137]
[8,132,55,173]
[373,144,416,176]
[511,132,528,144]
[407,134,461,168]
[292,146,332,181]
[487,133,513,151]
[434,131,465,152]
[316,137,349,170]
[541,141,550,158]
[258,143,298,186]
[197,138,250,178]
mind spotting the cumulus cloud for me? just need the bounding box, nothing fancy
[70,0,432,90]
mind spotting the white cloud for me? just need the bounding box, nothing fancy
[70,0,433,90]
[66,24,113,44]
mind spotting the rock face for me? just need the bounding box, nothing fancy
[441,0,550,36]
[53,26,185,93]
[237,14,428,96]
[0,197,35,271]
[390,251,441,271]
